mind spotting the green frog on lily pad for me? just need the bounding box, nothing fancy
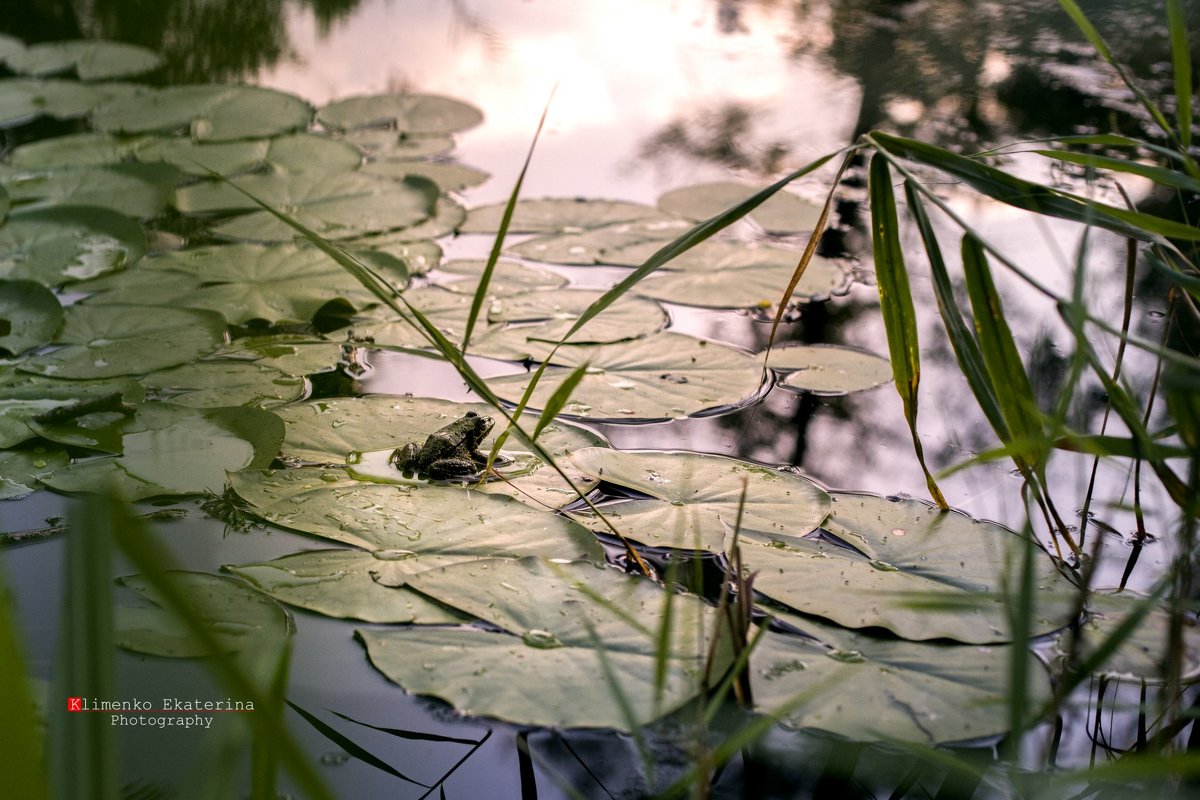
[389,411,494,479]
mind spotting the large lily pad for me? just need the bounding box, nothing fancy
[209,336,349,377]
[18,303,226,380]
[274,396,608,507]
[6,40,163,81]
[92,84,312,141]
[0,205,146,285]
[228,466,602,558]
[751,610,1052,743]
[359,557,727,731]
[136,132,364,177]
[435,259,567,296]
[634,259,849,309]
[0,78,143,128]
[759,344,892,395]
[658,181,823,235]
[487,332,764,420]
[7,132,147,169]
[343,193,466,243]
[343,128,455,160]
[0,162,180,219]
[41,403,284,500]
[741,492,1078,643]
[567,449,831,552]
[225,549,468,625]
[460,198,663,234]
[140,360,306,409]
[0,444,69,500]
[362,160,489,192]
[318,92,483,134]
[116,571,291,658]
[0,280,62,355]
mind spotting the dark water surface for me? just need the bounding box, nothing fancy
[2,1,1193,797]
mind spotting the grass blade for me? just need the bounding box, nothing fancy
[1167,0,1194,150]
[0,564,47,800]
[1033,149,1200,194]
[287,701,432,787]
[904,180,1008,437]
[868,153,947,508]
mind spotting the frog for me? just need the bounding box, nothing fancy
[389,411,495,480]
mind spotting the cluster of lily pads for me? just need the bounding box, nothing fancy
[1,35,1193,746]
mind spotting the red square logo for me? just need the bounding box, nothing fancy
[67,697,82,712]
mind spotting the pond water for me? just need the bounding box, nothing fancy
[1,1,1194,798]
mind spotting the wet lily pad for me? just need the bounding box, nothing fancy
[342,287,476,350]
[7,132,147,169]
[116,571,291,658]
[758,344,892,395]
[567,449,831,552]
[359,557,727,731]
[140,360,306,409]
[0,162,181,219]
[0,373,143,448]
[0,78,144,128]
[0,444,69,500]
[460,198,663,234]
[318,92,483,134]
[0,205,146,285]
[359,238,441,275]
[658,181,822,235]
[362,160,489,192]
[225,549,468,625]
[228,466,602,558]
[18,303,226,380]
[136,132,364,177]
[343,193,466,243]
[435,259,567,296]
[6,40,163,80]
[0,280,62,355]
[210,337,349,376]
[1060,590,1200,681]
[93,84,313,141]
[751,610,1051,743]
[742,492,1078,643]
[634,258,849,309]
[487,332,764,420]
[507,217,694,265]
[41,403,284,499]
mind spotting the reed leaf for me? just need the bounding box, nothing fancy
[0,566,46,800]
[1033,149,1200,194]
[1167,0,1194,151]
[868,154,947,509]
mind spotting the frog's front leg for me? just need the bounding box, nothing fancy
[425,456,482,480]
[389,443,421,476]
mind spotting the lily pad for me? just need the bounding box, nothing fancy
[1059,590,1200,682]
[360,238,441,275]
[343,193,466,244]
[359,557,727,731]
[7,132,147,169]
[6,40,163,81]
[18,303,226,380]
[435,259,567,296]
[318,92,483,134]
[209,337,349,376]
[0,205,146,285]
[93,84,313,141]
[507,217,694,265]
[225,549,468,624]
[567,449,831,552]
[116,571,291,658]
[0,280,63,355]
[175,172,439,243]
[362,160,489,192]
[0,78,144,128]
[487,332,765,420]
[228,466,602,558]
[0,444,69,500]
[0,162,181,219]
[140,360,306,409]
[751,610,1052,743]
[634,259,849,309]
[758,344,892,395]
[460,198,663,234]
[41,403,284,500]
[135,132,363,177]
[741,492,1078,643]
[658,181,823,235]
[343,128,455,160]
[0,373,144,448]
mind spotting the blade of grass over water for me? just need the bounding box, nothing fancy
[287,702,432,787]
[1033,150,1200,194]
[1167,0,1194,151]
[460,84,556,352]
[0,564,46,800]
[868,153,947,509]
[49,495,119,800]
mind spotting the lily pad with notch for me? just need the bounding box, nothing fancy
[758,344,892,395]
[140,360,306,409]
[506,216,694,265]
[434,259,567,297]
[0,205,146,285]
[342,128,455,160]
[358,556,729,731]
[317,92,483,134]
[92,84,312,141]
[362,160,489,192]
[0,78,145,128]
[566,448,832,552]
[0,279,63,356]
[0,372,144,448]
[658,181,823,235]
[136,131,364,177]
[0,162,181,220]
[0,444,69,500]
